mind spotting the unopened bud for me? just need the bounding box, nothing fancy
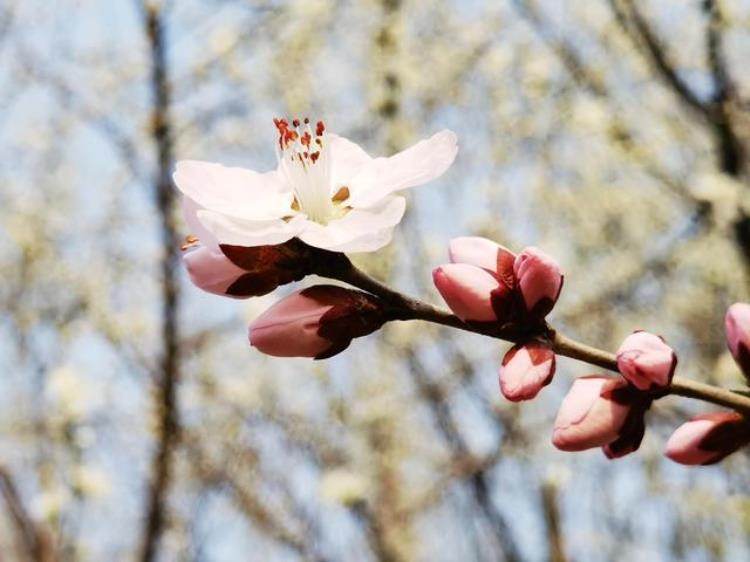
[433,264,500,322]
[499,343,555,402]
[552,376,650,458]
[726,303,750,381]
[248,285,386,359]
[665,412,750,465]
[616,331,677,391]
[513,247,563,319]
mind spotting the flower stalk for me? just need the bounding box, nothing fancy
[322,253,750,416]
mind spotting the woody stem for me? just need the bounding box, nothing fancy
[324,256,750,416]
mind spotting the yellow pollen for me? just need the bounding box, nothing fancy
[332,186,350,203]
[181,234,199,251]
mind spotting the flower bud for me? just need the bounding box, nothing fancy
[448,237,515,275]
[665,412,750,465]
[616,331,677,390]
[725,303,750,380]
[552,376,650,456]
[433,264,500,322]
[184,237,315,299]
[248,285,385,359]
[182,241,251,298]
[513,247,563,319]
[499,343,555,402]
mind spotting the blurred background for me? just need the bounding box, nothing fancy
[1,0,750,560]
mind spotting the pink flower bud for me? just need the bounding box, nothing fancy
[499,343,555,402]
[249,285,385,359]
[725,303,750,380]
[616,331,677,390]
[182,242,250,297]
[665,412,750,465]
[448,237,515,275]
[513,247,563,319]
[552,376,648,454]
[182,235,313,298]
[433,264,500,322]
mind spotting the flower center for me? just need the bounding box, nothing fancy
[274,118,349,225]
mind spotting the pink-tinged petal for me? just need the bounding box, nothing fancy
[616,331,677,390]
[182,243,248,298]
[513,247,563,319]
[327,134,373,189]
[248,286,386,359]
[347,130,458,207]
[499,343,555,402]
[174,160,293,221]
[448,237,516,275]
[552,376,630,452]
[433,264,500,322]
[249,290,334,358]
[297,196,406,252]
[725,303,750,378]
[195,209,305,247]
[665,412,750,465]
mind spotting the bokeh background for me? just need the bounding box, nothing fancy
[2,0,750,560]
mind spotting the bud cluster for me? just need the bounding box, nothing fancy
[179,210,750,466]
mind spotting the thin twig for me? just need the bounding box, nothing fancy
[323,257,750,416]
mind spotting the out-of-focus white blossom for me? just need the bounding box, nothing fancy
[320,468,370,506]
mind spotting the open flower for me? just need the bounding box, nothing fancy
[174,119,457,253]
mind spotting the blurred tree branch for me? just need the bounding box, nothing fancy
[137,2,182,561]
[0,467,54,562]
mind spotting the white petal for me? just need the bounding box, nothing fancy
[196,210,305,247]
[182,197,220,251]
[174,160,293,221]
[297,196,406,252]
[332,226,397,253]
[327,134,373,189]
[346,130,458,207]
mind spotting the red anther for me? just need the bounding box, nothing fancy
[304,117,310,124]
[310,152,320,163]
[292,119,300,128]
[303,151,309,159]
[301,131,312,147]
[316,121,325,136]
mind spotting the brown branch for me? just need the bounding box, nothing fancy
[0,467,54,562]
[616,0,708,117]
[322,256,750,416]
[702,0,744,176]
[137,3,182,562]
[402,348,522,562]
[513,0,607,97]
[184,441,317,561]
[612,0,745,176]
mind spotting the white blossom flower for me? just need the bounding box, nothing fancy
[174,119,458,253]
